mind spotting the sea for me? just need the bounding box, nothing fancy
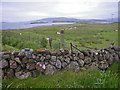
[1,22,75,30]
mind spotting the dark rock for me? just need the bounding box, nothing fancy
[10,60,17,69]
[15,65,21,72]
[55,60,61,69]
[29,59,35,63]
[81,50,89,56]
[22,57,28,63]
[26,63,35,70]
[64,50,69,55]
[7,69,14,78]
[36,62,46,72]
[31,70,39,77]
[44,64,56,75]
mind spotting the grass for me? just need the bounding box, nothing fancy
[2,63,120,88]
[1,22,119,88]
[2,22,118,52]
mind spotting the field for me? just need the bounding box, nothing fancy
[1,22,120,88]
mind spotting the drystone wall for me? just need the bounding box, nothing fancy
[0,45,120,79]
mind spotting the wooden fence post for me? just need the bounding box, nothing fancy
[60,30,64,49]
[49,38,52,49]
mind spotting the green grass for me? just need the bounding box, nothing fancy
[2,23,118,52]
[2,63,120,88]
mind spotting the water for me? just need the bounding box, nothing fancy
[1,22,75,30]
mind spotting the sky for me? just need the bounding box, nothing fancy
[1,0,119,22]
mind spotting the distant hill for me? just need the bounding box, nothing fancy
[30,17,118,24]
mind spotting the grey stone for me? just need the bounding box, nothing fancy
[105,52,110,60]
[45,61,49,65]
[26,63,35,70]
[44,64,56,75]
[51,56,56,61]
[25,52,32,59]
[51,51,57,56]
[15,57,22,64]
[98,54,103,61]
[80,67,86,71]
[10,60,17,69]
[40,56,45,61]
[61,61,67,68]
[73,56,78,61]
[84,57,91,64]
[0,59,8,68]
[32,54,36,59]
[89,62,98,70]
[3,54,10,60]
[46,55,51,60]
[64,57,70,64]
[84,64,91,69]
[78,60,84,67]
[15,71,31,79]
[114,54,120,62]
[68,61,80,72]
[55,60,61,69]
[49,61,56,65]
[98,60,109,70]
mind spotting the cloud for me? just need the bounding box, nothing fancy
[1,1,118,22]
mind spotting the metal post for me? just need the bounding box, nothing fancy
[60,30,64,49]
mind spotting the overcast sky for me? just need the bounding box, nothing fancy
[1,0,119,22]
